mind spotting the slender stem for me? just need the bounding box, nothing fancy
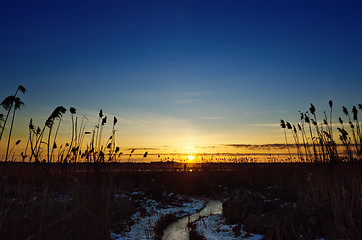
[0,88,19,142]
[284,129,291,161]
[51,118,62,163]
[5,106,16,162]
[47,124,53,163]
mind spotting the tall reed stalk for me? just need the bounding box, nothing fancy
[280,120,292,160]
[0,85,26,142]
[281,101,361,163]
[4,97,24,163]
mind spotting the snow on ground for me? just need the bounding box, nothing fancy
[110,191,205,240]
[110,191,264,240]
[194,214,263,240]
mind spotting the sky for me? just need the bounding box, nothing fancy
[1,0,362,157]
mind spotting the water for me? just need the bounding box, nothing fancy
[162,200,222,240]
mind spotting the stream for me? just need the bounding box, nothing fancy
[162,200,223,240]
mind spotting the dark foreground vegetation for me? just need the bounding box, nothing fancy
[0,162,360,240]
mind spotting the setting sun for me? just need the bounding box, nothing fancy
[187,155,195,161]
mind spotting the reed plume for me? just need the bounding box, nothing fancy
[305,112,318,162]
[95,109,103,150]
[298,111,311,161]
[351,105,361,156]
[46,106,66,163]
[128,148,135,162]
[0,85,26,142]
[342,106,359,157]
[109,116,118,161]
[280,120,292,160]
[280,101,362,163]
[4,97,24,162]
[65,107,77,162]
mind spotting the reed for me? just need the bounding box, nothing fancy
[47,106,67,163]
[281,101,362,163]
[0,85,26,142]
[4,97,24,163]
[280,120,291,160]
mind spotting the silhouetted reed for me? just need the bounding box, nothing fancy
[3,97,24,162]
[280,120,291,160]
[281,101,362,163]
[0,85,26,143]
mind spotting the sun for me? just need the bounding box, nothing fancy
[187,155,195,161]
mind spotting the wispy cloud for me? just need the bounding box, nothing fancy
[224,143,345,150]
[224,144,289,150]
[195,145,218,149]
[117,114,191,130]
[174,98,204,104]
[171,90,213,98]
[126,147,162,151]
[200,116,224,120]
[243,110,285,115]
[243,123,279,127]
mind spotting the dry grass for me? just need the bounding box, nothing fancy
[222,163,362,239]
[0,162,360,239]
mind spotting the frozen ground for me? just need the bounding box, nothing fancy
[194,214,263,240]
[110,191,205,240]
[110,190,264,240]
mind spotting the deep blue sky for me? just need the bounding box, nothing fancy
[1,0,361,152]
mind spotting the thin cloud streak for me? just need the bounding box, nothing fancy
[242,110,286,115]
[224,144,289,150]
[174,98,204,104]
[243,123,280,127]
[200,116,224,120]
[224,143,345,150]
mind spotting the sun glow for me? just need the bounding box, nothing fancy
[187,155,195,161]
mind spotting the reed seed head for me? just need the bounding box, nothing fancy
[309,104,316,115]
[13,97,24,109]
[299,111,304,120]
[1,96,15,111]
[323,131,331,139]
[304,114,310,123]
[342,106,348,116]
[339,117,343,125]
[17,85,27,94]
[29,119,34,130]
[47,106,67,127]
[280,119,286,128]
[70,107,76,114]
[102,116,107,125]
[329,100,333,108]
[352,106,357,121]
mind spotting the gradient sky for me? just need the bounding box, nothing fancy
[1,0,362,155]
